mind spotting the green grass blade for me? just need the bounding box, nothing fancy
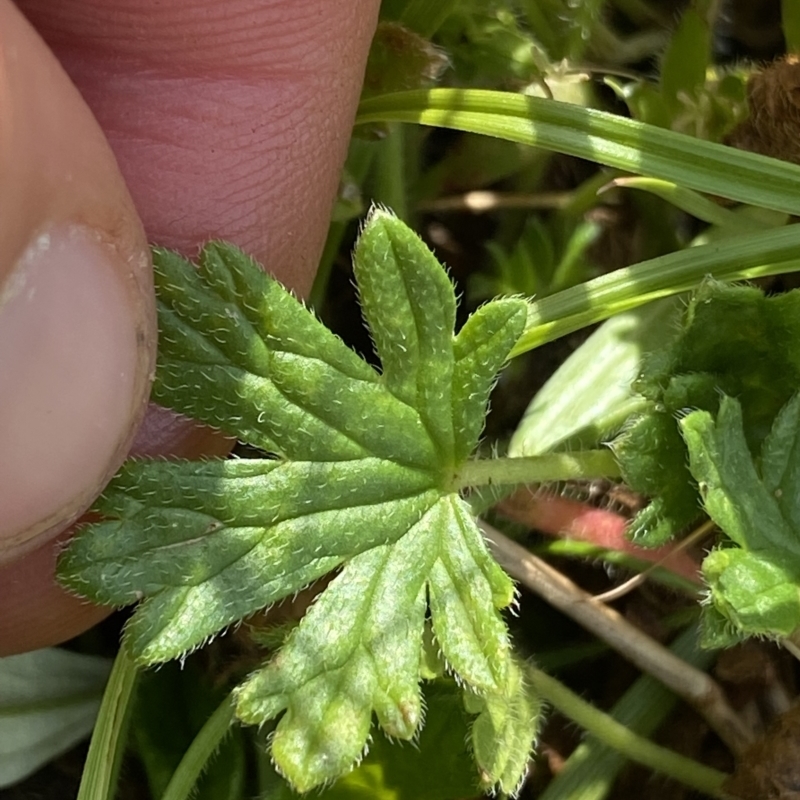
[511,225,800,356]
[76,645,139,800]
[609,177,768,231]
[356,89,800,215]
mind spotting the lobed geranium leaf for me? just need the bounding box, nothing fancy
[681,393,800,644]
[59,457,438,663]
[58,208,532,791]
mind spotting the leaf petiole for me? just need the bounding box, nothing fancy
[454,450,621,491]
[526,664,730,798]
[160,694,236,800]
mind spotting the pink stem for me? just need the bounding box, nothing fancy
[498,490,702,584]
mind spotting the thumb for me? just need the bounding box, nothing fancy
[0,1,155,561]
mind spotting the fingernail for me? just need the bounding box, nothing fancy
[0,225,148,559]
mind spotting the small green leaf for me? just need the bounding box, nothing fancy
[681,393,800,642]
[615,280,800,544]
[59,209,530,791]
[354,208,457,466]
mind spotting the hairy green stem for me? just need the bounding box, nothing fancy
[538,624,716,800]
[527,665,729,798]
[76,645,139,800]
[455,450,621,491]
[160,694,236,800]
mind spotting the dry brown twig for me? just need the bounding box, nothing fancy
[480,520,754,756]
[592,518,715,603]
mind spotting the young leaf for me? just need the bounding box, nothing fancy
[59,209,531,791]
[681,393,800,644]
[614,280,800,544]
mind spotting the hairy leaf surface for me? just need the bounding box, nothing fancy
[614,280,800,544]
[59,209,533,791]
[681,393,800,645]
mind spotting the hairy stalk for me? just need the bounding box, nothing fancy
[455,450,621,491]
[526,665,729,798]
[161,695,236,800]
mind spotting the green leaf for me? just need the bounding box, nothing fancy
[0,649,110,788]
[614,280,800,544]
[59,209,531,791]
[681,393,800,643]
[510,299,678,457]
[659,6,710,113]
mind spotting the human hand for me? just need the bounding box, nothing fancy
[0,0,379,653]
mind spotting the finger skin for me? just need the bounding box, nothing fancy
[0,0,155,654]
[0,0,155,557]
[19,0,378,280]
[0,0,379,654]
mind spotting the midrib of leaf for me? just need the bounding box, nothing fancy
[267,353,435,471]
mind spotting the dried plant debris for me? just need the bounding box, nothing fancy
[726,55,800,164]
[725,703,800,799]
